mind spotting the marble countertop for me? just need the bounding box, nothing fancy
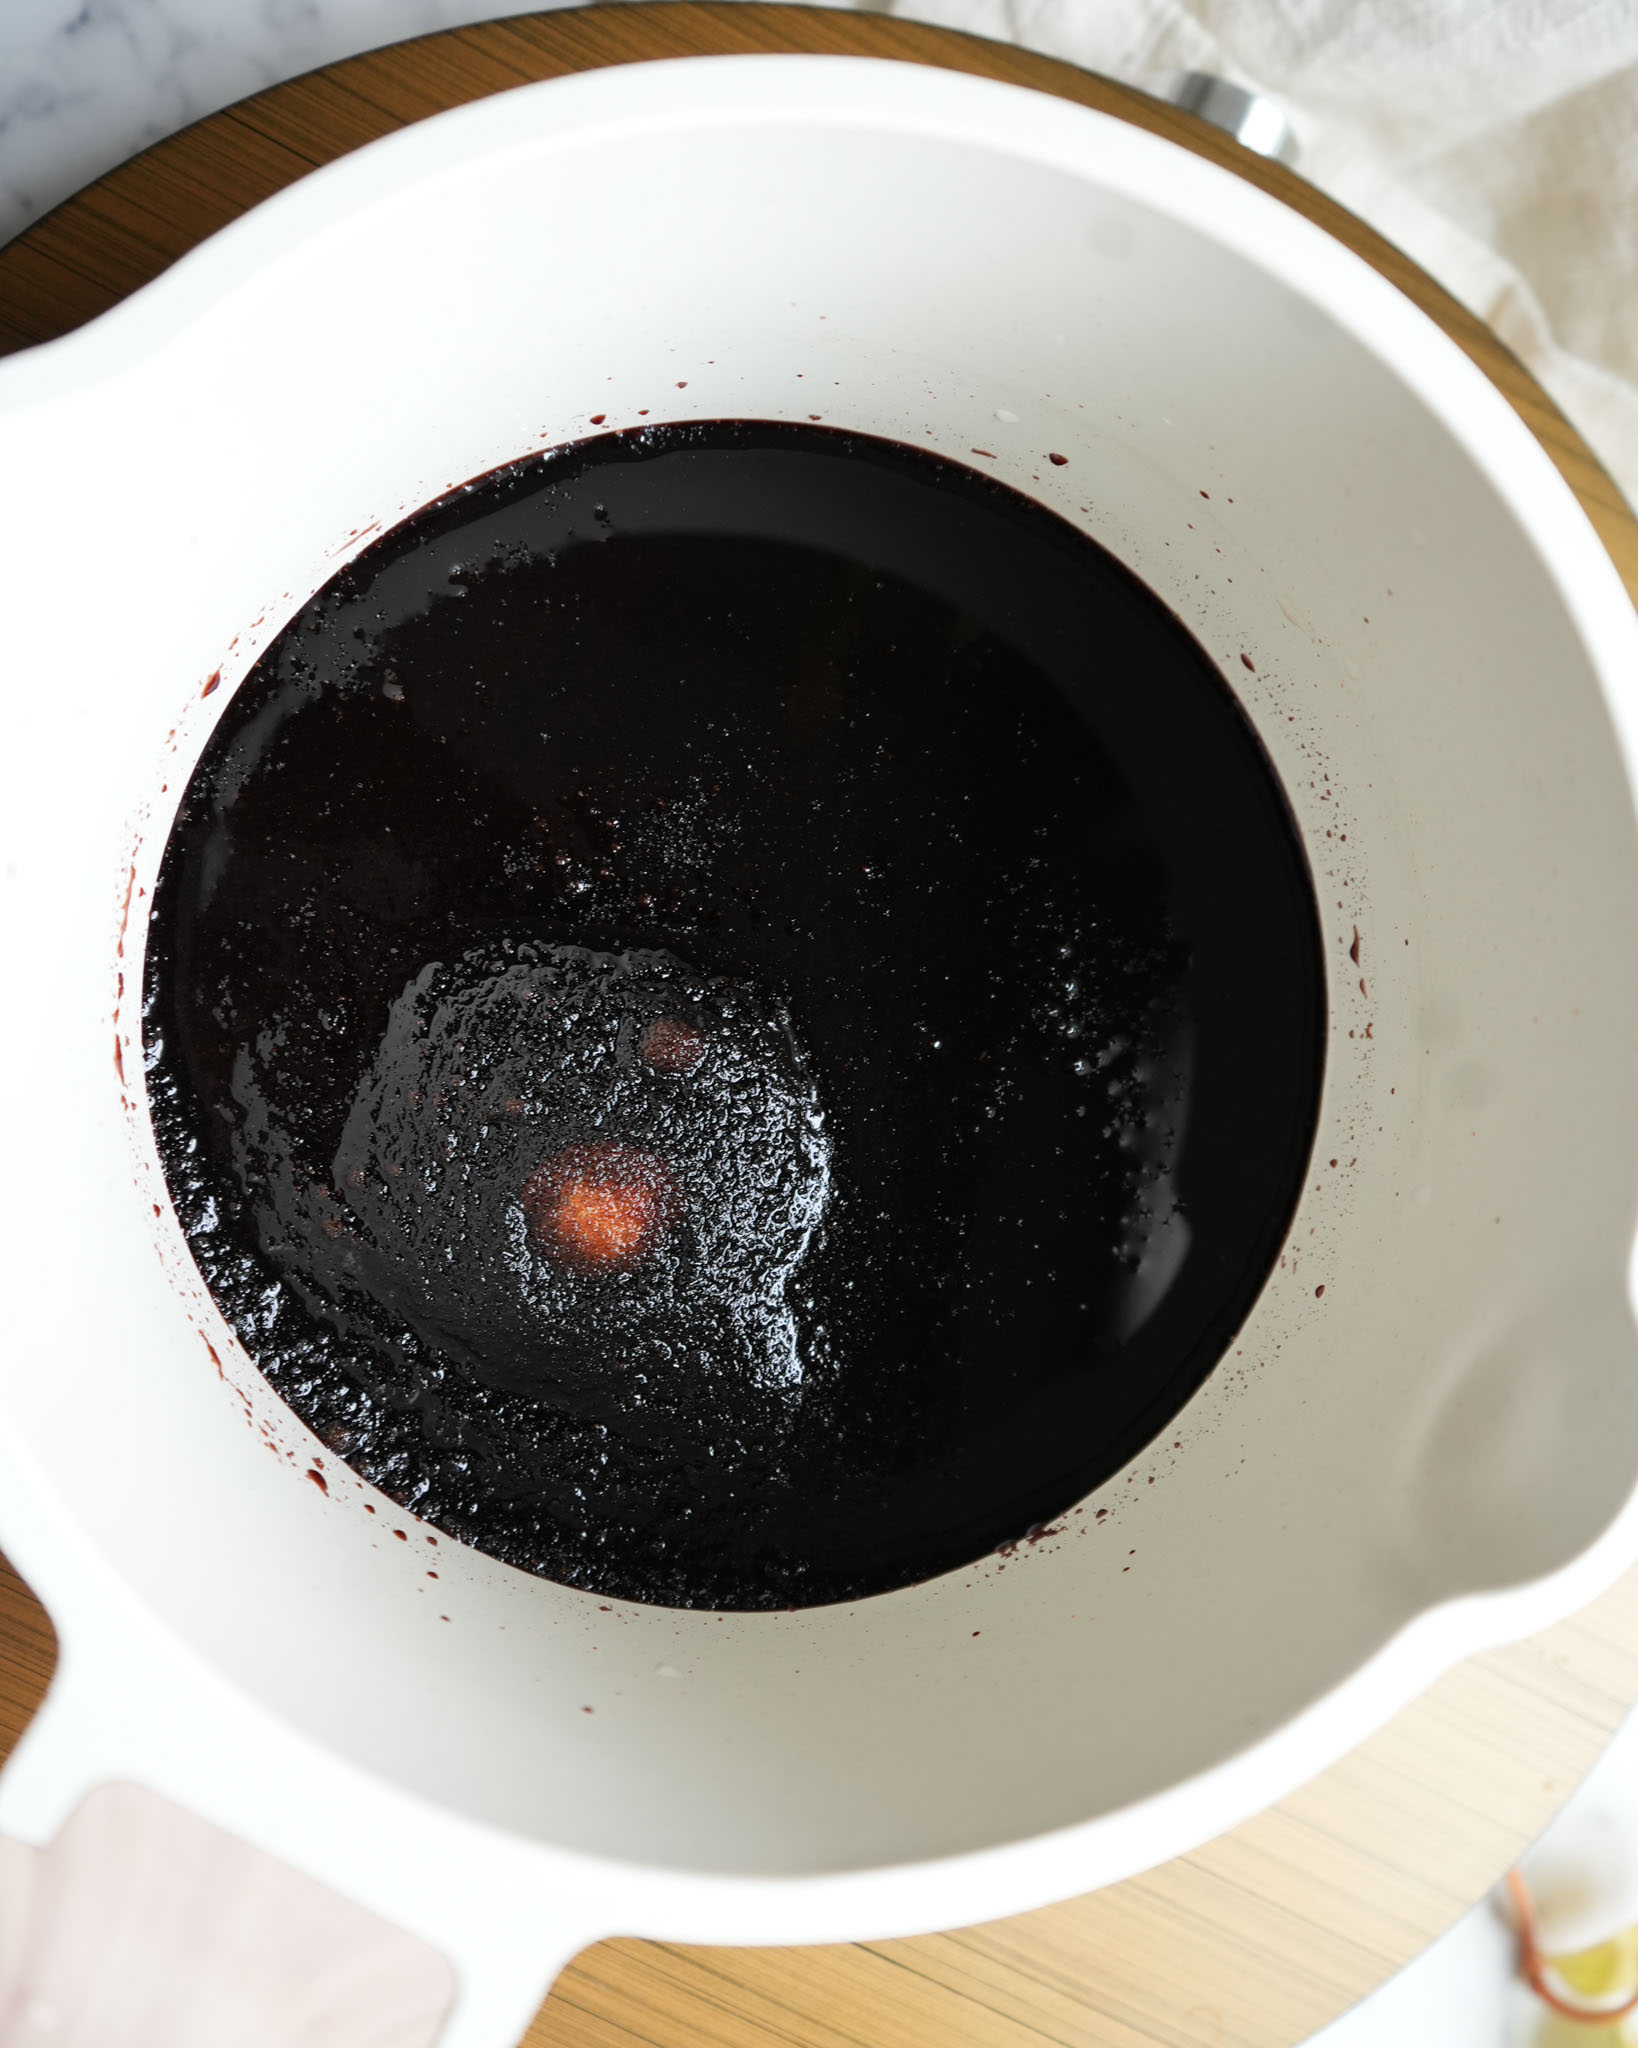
[0,0,581,247]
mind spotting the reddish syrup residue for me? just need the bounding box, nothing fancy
[116,862,137,958]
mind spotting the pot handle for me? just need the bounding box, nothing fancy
[0,1590,606,2048]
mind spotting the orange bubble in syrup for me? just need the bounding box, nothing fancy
[522,1141,679,1272]
[640,1016,706,1073]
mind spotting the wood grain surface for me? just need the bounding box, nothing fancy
[3,10,1637,2047]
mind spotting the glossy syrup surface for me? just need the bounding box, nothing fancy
[144,421,1324,1608]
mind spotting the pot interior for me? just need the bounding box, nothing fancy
[3,60,1637,1883]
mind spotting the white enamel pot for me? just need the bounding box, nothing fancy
[2,55,1637,2048]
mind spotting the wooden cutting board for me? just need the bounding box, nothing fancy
[3,10,1637,2046]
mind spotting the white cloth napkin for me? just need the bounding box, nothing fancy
[850,0,1638,507]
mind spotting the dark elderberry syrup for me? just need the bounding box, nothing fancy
[144,421,1323,1609]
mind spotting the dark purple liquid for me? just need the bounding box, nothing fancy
[144,421,1323,1608]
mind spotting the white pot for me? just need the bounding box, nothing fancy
[1,55,1637,2047]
